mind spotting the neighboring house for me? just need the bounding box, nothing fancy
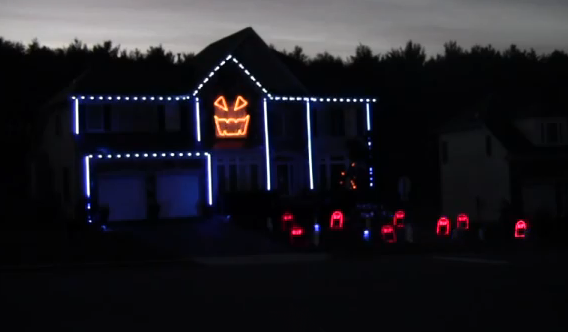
[439,96,568,224]
[32,27,376,222]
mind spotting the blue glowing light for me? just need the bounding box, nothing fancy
[306,101,314,190]
[363,229,370,240]
[263,98,271,191]
[314,224,320,232]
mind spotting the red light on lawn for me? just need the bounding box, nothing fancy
[457,213,469,230]
[515,220,528,238]
[330,210,344,230]
[282,212,294,231]
[381,225,397,243]
[394,210,405,228]
[437,216,451,236]
[291,226,304,236]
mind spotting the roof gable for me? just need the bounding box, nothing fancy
[190,27,308,97]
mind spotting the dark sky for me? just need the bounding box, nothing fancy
[1,0,567,56]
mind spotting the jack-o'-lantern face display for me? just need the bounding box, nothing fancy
[213,96,250,138]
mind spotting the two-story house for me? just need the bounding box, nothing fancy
[439,95,568,225]
[32,27,376,223]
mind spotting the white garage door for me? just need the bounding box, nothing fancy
[156,171,201,218]
[98,173,147,221]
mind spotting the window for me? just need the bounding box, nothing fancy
[330,108,345,136]
[217,165,226,193]
[54,114,61,136]
[62,167,70,202]
[228,164,238,192]
[543,122,562,144]
[164,104,181,132]
[157,105,166,132]
[485,135,492,157]
[441,141,448,164]
[250,164,259,191]
[238,164,247,190]
[356,107,366,135]
[312,110,318,138]
[103,104,112,131]
[86,105,104,132]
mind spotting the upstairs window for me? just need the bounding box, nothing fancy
[85,105,104,132]
[542,122,563,144]
[330,108,345,137]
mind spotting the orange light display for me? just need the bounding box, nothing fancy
[213,96,250,138]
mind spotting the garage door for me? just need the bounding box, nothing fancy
[98,173,147,221]
[156,171,201,218]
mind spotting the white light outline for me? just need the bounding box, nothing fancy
[306,101,314,190]
[84,151,213,216]
[191,54,273,99]
[195,97,201,142]
[205,152,213,206]
[84,156,91,198]
[74,98,80,135]
[263,98,271,191]
[366,102,371,131]
[71,95,190,101]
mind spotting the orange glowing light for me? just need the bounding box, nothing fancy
[214,95,250,138]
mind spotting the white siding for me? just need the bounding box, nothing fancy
[440,127,510,223]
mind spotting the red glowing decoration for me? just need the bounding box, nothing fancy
[330,210,344,230]
[282,212,294,231]
[394,210,405,228]
[381,225,397,243]
[436,216,451,236]
[457,213,469,230]
[515,219,528,238]
[214,95,250,138]
[291,226,304,237]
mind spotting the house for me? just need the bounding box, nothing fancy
[438,95,568,225]
[33,27,376,222]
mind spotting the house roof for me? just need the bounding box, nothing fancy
[439,94,548,154]
[189,27,308,96]
[71,61,194,95]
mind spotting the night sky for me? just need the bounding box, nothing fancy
[1,0,567,56]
